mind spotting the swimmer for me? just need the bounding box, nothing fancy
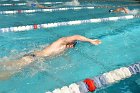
[26,1,52,9]
[0,35,101,80]
[109,7,140,14]
[64,0,80,6]
[109,7,129,14]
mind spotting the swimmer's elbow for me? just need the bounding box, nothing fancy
[71,35,88,41]
[72,35,83,38]
[65,35,86,41]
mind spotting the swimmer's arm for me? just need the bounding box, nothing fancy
[123,8,129,13]
[37,4,52,9]
[67,35,102,45]
[113,8,123,13]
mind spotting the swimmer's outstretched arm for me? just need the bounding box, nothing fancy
[65,35,101,45]
[37,4,52,9]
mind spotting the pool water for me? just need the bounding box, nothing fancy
[0,0,140,93]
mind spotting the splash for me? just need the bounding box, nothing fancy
[64,0,80,6]
[0,45,48,80]
[0,56,49,80]
[21,60,49,78]
[128,9,139,15]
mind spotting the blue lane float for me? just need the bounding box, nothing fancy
[46,62,140,93]
[0,15,139,33]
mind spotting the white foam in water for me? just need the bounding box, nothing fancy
[25,61,49,77]
[0,50,23,63]
[64,0,80,6]
[128,9,139,15]
[0,43,49,77]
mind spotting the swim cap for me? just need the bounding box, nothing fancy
[109,9,113,13]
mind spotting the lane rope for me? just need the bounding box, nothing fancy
[46,62,140,93]
[0,3,139,15]
[0,6,94,14]
[0,2,63,6]
[0,15,139,33]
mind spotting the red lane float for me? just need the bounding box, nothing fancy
[33,24,38,29]
[84,78,96,92]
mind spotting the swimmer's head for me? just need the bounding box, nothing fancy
[109,9,113,13]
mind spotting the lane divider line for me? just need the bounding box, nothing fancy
[0,15,139,33]
[46,62,140,93]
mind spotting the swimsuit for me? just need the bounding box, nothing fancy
[73,41,77,47]
[23,53,36,58]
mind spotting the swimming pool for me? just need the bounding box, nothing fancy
[0,0,140,93]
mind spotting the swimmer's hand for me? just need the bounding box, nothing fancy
[91,39,102,45]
